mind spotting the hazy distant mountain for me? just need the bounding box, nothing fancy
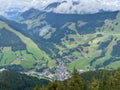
[45,2,61,11]
[4,8,22,20]
[1,0,120,18]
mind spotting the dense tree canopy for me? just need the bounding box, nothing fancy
[0,70,49,90]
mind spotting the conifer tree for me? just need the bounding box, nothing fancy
[67,68,83,90]
[90,78,99,90]
[109,75,115,90]
[34,85,40,90]
[47,81,57,90]
[56,82,65,90]
[113,68,120,90]
[101,69,109,90]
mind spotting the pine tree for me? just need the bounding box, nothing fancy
[56,82,65,90]
[34,85,39,90]
[47,81,57,90]
[90,78,99,90]
[100,69,109,90]
[109,76,116,90]
[113,68,120,90]
[67,68,83,90]
[39,86,48,90]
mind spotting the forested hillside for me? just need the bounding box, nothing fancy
[0,70,49,90]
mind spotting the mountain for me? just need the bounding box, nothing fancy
[1,0,120,18]
[4,8,22,20]
[17,8,120,70]
[0,8,120,76]
[45,2,61,11]
[0,16,56,72]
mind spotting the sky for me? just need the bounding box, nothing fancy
[0,0,120,16]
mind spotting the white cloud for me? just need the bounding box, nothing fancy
[53,0,120,14]
[0,0,120,16]
[0,0,58,15]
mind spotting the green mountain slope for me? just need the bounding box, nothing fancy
[18,9,120,70]
[0,9,120,73]
[0,20,56,71]
[60,12,120,70]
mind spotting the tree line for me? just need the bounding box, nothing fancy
[34,68,120,90]
[0,70,49,90]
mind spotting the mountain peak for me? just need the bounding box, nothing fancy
[21,8,41,19]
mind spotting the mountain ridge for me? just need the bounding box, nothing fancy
[0,8,120,77]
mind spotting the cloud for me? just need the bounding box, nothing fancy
[0,0,120,16]
[53,0,120,14]
[0,0,57,15]
[0,0,31,15]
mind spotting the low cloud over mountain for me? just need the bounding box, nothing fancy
[0,0,120,16]
[54,0,120,14]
